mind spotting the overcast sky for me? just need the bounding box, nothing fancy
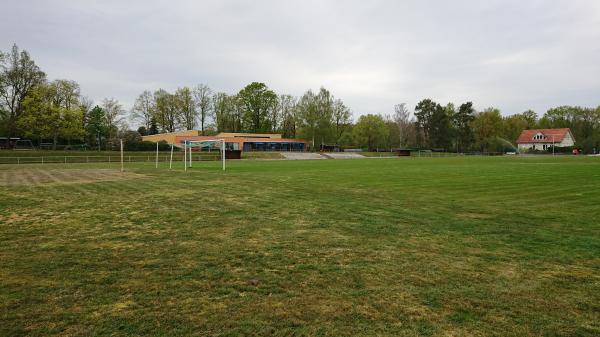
[2,0,599,120]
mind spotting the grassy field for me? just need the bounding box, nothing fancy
[1,156,599,336]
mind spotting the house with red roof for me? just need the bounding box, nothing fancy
[516,128,575,151]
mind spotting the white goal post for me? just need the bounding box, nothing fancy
[177,139,226,171]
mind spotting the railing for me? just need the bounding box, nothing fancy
[0,154,220,165]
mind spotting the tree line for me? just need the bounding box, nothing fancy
[131,82,352,150]
[2,44,599,153]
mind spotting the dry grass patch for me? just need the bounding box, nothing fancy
[0,168,145,186]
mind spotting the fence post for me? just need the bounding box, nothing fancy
[120,140,124,172]
[42,157,44,165]
[17,157,20,165]
[65,156,67,164]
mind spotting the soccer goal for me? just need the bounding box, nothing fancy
[174,139,226,171]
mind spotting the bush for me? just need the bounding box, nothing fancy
[122,131,142,151]
[546,146,574,154]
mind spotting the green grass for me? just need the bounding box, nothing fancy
[359,151,399,157]
[1,157,599,336]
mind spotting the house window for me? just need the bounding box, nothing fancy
[533,133,545,140]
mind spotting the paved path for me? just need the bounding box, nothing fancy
[280,152,326,160]
[320,153,366,159]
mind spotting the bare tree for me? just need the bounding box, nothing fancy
[131,90,154,130]
[394,103,411,147]
[193,84,212,134]
[0,44,46,138]
[278,94,297,138]
[101,97,124,144]
[79,96,93,127]
[53,79,80,110]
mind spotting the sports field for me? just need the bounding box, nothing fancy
[1,156,599,336]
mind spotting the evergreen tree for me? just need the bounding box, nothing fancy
[149,117,159,135]
[86,105,107,150]
[454,102,475,151]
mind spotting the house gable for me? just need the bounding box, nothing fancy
[532,132,545,141]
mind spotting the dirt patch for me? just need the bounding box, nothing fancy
[0,169,145,186]
[456,212,492,220]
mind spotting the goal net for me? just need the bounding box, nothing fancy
[178,140,225,171]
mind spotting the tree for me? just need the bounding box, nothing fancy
[79,96,94,133]
[431,103,453,149]
[131,90,154,131]
[332,99,351,143]
[18,81,84,149]
[237,82,278,133]
[353,114,389,150]
[295,90,320,148]
[414,99,438,147]
[453,102,475,152]
[338,130,355,147]
[0,44,46,138]
[277,94,297,138]
[472,107,504,152]
[212,92,242,133]
[121,130,143,150]
[393,103,411,148]
[194,84,213,134]
[295,87,339,149]
[86,105,108,150]
[212,92,229,132]
[153,89,178,133]
[538,106,575,128]
[414,99,452,149]
[53,80,83,145]
[383,114,399,149]
[148,116,159,135]
[521,109,538,128]
[502,113,530,143]
[101,97,124,146]
[175,86,196,130]
[315,87,334,144]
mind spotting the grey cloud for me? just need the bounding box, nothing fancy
[1,0,599,119]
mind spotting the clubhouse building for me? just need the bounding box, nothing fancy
[516,128,575,151]
[142,131,308,152]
